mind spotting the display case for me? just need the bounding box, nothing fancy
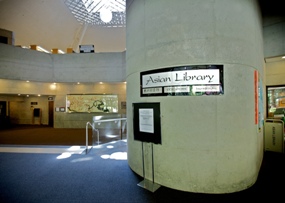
[66,94,118,113]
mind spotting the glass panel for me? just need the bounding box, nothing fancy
[267,86,285,118]
[64,0,126,27]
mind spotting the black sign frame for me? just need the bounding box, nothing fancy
[133,102,161,144]
[140,65,224,97]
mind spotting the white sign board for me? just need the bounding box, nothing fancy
[140,65,223,97]
[139,108,154,133]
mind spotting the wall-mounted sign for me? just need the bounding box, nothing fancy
[139,108,154,133]
[121,101,126,109]
[140,65,224,97]
[31,102,38,105]
[79,45,94,53]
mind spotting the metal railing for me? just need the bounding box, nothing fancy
[85,117,127,154]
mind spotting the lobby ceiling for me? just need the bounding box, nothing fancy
[0,0,284,58]
[0,0,126,53]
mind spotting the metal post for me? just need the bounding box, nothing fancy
[142,142,145,178]
[151,143,154,183]
[137,142,160,192]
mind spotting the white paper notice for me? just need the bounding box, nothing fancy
[139,108,154,133]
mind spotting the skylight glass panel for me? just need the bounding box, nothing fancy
[64,0,126,27]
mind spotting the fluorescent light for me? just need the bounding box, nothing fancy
[58,49,65,54]
[35,46,50,53]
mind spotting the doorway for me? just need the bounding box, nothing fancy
[48,101,54,127]
[0,101,8,128]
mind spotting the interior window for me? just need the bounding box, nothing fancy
[267,86,285,119]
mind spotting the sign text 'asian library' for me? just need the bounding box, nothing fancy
[140,65,224,97]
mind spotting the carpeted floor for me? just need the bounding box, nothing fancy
[0,125,284,202]
[0,125,125,146]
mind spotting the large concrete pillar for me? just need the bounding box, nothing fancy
[126,0,265,193]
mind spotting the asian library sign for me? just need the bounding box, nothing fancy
[140,65,224,97]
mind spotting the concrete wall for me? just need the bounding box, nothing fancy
[0,43,126,83]
[0,43,126,127]
[263,16,285,87]
[126,0,264,194]
[263,17,285,58]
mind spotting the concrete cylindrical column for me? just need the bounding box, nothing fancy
[126,0,264,193]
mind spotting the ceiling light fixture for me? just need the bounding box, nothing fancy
[35,46,50,53]
[100,7,112,23]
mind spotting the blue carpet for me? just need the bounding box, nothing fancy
[0,140,284,203]
[0,141,154,203]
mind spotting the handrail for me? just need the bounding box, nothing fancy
[85,122,93,154]
[85,117,127,154]
[93,118,127,123]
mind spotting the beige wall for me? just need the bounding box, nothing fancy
[0,79,126,128]
[0,80,126,127]
[265,60,285,86]
[9,96,48,125]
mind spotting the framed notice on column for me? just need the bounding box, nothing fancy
[133,103,161,144]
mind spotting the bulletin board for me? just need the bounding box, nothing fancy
[133,102,161,144]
